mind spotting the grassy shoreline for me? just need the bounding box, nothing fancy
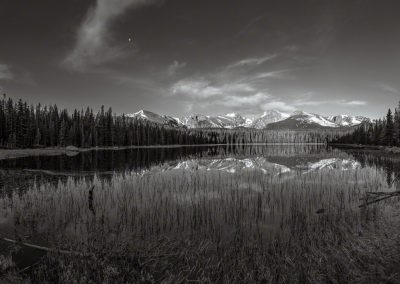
[0,145,214,161]
[0,143,327,161]
[330,143,400,154]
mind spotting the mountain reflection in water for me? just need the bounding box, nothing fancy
[0,145,399,194]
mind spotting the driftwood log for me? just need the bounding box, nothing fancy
[359,190,400,208]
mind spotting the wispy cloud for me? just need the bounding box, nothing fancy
[254,69,294,80]
[171,79,256,99]
[64,0,157,72]
[168,60,186,76]
[379,83,398,94]
[339,100,367,106]
[294,97,367,107]
[226,54,277,70]
[235,13,267,38]
[262,101,296,112]
[283,45,300,52]
[0,64,13,80]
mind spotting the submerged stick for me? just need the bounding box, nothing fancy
[88,185,95,215]
[1,237,91,257]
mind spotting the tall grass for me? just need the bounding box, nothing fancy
[1,153,400,282]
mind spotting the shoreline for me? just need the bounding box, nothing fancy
[1,143,399,161]
[0,143,327,161]
[330,143,400,154]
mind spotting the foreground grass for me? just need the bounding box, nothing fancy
[1,156,400,283]
[27,215,400,283]
[4,211,400,283]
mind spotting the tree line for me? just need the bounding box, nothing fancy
[0,95,350,149]
[332,101,400,146]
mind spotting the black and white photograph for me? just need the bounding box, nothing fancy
[1,0,400,282]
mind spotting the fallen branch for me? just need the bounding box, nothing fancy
[359,190,400,208]
[1,237,89,257]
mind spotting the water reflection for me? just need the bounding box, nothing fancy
[0,144,332,173]
[0,145,399,194]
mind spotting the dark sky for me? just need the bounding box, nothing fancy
[0,0,399,118]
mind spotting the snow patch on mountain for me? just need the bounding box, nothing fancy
[327,115,368,126]
[127,110,181,127]
[250,110,290,129]
[291,111,337,127]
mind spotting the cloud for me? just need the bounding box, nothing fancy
[339,100,366,106]
[168,60,186,76]
[169,55,301,114]
[254,69,293,80]
[171,78,290,114]
[0,64,13,80]
[379,83,398,94]
[284,45,300,52]
[235,14,267,37]
[294,97,367,107]
[226,54,277,70]
[64,0,156,71]
[171,79,256,99]
[262,101,296,112]
[219,92,271,108]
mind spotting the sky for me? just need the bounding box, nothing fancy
[0,0,399,119]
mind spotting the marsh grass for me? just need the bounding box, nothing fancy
[2,154,400,282]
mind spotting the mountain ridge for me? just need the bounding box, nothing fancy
[127,109,369,130]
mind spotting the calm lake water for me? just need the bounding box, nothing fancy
[0,145,399,270]
[0,145,398,193]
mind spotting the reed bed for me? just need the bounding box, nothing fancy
[1,157,400,283]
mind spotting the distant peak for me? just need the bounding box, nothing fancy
[224,112,238,117]
[134,109,158,115]
[260,109,290,118]
[292,110,309,116]
[134,109,149,115]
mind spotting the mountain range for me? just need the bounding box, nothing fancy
[127,109,369,130]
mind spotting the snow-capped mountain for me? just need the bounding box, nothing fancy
[327,115,369,127]
[293,111,337,127]
[175,113,247,129]
[127,109,368,130]
[250,110,291,129]
[266,111,337,129]
[127,110,181,127]
[266,111,369,130]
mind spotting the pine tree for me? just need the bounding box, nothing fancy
[16,99,27,147]
[59,113,68,147]
[34,127,41,146]
[394,101,400,146]
[385,109,394,146]
[0,94,6,145]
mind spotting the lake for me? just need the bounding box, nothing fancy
[0,145,399,282]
